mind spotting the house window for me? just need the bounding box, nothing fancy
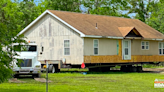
[93,39,98,55]
[159,42,164,55]
[64,40,70,55]
[141,41,149,50]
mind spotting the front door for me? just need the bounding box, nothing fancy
[122,40,131,60]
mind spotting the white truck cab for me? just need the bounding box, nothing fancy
[12,42,41,77]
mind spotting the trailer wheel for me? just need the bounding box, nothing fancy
[131,66,137,72]
[48,65,60,73]
[48,65,55,73]
[52,66,55,73]
[121,66,127,72]
[137,66,142,72]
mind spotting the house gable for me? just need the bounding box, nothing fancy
[18,10,85,37]
[118,27,143,38]
[23,13,84,64]
[125,28,142,37]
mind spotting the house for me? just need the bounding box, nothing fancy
[18,10,164,71]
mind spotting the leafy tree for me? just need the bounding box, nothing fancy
[14,0,42,29]
[82,0,130,17]
[40,0,81,12]
[128,0,158,22]
[0,0,25,83]
[147,1,164,33]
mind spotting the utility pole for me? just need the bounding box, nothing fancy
[46,60,48,92]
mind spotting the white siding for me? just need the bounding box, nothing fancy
[24,14,83,64]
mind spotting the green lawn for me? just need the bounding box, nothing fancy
[0,71,164,92]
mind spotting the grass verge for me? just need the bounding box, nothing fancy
[0,71,164,92]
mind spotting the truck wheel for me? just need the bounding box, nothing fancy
[33,74,40,78]
[13,74,19,78]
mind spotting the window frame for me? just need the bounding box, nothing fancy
[159,42,164,55]
[141,41,149,50]
[64,39,70,56]
[93,39,99,55]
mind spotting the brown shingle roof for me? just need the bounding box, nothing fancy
[48,10,164,39]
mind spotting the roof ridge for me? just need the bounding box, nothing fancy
[48,10,137,20]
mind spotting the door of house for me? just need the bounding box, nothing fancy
[122,40,131,60]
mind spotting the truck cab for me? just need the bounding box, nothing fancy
[12,42,41,77]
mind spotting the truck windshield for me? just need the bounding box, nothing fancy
[14,45,37,52]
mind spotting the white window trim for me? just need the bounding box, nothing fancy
[158,42,164,55]
[64,39,70,56]
[141,41,149,50]
[93,39,99,55]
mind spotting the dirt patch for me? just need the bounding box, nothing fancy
[34,78,52,83]
[143,68,164,73]
[9,78,25,83]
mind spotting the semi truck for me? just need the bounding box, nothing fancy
[12,42,62,78]
[12,42,41,77]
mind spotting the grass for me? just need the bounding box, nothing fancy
[0,71,164,92]
[142,64,164,68]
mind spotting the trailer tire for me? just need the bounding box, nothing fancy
[48,65,55,73]
[137,66,142,72]
[131,66,137,72]
[52,66,55,73]
[121,66,127,72]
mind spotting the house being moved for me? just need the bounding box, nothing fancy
[18,10,164,72]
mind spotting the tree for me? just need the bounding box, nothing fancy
[147,1,164,33]
[0,0,25,83]
[82,0,130,17]
[14,0,42,29]
[128,0,158,22]
[40,0,81,12]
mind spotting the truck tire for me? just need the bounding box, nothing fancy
[13,74,19,78]
[32,74,40,78]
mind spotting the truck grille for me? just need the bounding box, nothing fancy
[20,59,32,67]
[19,69,30,73]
